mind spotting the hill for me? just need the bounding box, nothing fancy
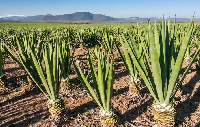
[34,12,118,22]
[0,12,199,22]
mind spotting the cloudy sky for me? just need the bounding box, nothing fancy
[0,0,199,18]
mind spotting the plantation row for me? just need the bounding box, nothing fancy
[0,18,200,126]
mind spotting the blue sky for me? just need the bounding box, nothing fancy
[0,0,199,18]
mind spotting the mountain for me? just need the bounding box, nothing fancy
[34,12,117,21]
[0,14,52,21]
[0,15,26,21]
[24,14,52,20]
[0,12,199,22]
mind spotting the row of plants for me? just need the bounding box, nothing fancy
[0,17,200,126]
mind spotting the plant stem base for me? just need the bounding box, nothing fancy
[152,102,175,124]
[99,110,118,127]
[48,98,65,115]
[47,97,66,126]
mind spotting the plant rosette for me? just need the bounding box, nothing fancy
[152,102,175,124]
[48,97,66,126]
[48,97,68,126]
[47,96,65,116]
[99,108,118,125]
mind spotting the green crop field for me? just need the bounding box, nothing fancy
[0,20,199,126]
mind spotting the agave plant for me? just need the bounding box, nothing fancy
[116,36,143,92]
[0,38,3,76]
[103,30,115,55]
[5,33,43,86]
[59,38,75,88]
[119,17,194,123]
[33,41,65,118]
[0,34,2,74]
[0,37,5,85]
[5,36,65,124]
[73,47,117,124]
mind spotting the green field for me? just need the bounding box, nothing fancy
[0,20,199,126]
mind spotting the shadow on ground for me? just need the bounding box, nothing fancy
[175,73,200,126]
[0,88,49,127]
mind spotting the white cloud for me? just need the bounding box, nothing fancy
[2,15,26,17]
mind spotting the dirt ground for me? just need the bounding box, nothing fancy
[0,47,200,127]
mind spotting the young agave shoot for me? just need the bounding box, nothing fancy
[150,18,194,123]
[120,16,194,124]
[5,38,65,125]
[116,37,143,92]
[103,30,115,55]
[59,38,75,88]
[5,33,43,87]
[33,41,65,124]
[73,47,117,125]
[0,39,5,85]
